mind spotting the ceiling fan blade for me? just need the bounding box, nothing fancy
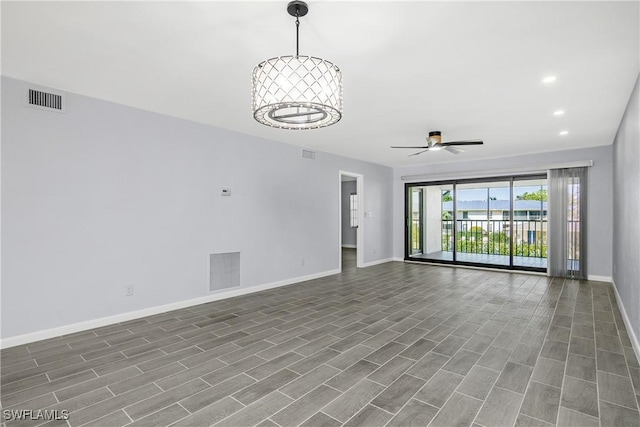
[444,146,464,155]
[441,140,484,146]
[409,149,430,157]
[391,146,430,149]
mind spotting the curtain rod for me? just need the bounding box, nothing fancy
[400,160,594,182]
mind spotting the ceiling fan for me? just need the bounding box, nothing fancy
[391,131,484,156]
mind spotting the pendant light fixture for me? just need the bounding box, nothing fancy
[252,1,343,130]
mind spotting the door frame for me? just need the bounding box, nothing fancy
[404,174,547,273]
[339,171,364,269]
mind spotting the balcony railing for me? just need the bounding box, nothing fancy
[441,219,547,258]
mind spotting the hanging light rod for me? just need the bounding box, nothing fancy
[287,0,308,57]
[252,1,343,130]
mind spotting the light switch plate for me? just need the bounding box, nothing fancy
[221,188,231,196]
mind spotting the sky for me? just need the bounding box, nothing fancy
[411,184,547,206]
[456,185,545,201]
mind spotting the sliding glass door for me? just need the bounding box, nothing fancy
[406,175,547,272]
[513,178,548,270]
[407,184,454,261]
[455,180,511,267]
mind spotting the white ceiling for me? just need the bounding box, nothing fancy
[2,1,638,167]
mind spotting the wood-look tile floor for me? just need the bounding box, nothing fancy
[2,249,639,427]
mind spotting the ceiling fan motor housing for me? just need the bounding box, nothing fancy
[428,131,442,145]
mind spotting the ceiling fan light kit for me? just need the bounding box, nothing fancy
[252,1,343,130]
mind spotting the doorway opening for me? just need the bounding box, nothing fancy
[340,171,364,270]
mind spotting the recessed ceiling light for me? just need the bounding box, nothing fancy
[553,110,565,116]
[559,131,569,136]
[542,76,557,84]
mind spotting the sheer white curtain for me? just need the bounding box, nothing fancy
[547,167,588,279]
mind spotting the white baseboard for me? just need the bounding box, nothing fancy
[0,268,340,349]
[587,275,613,283]
[341,244,357,249]
[361,257,395,267]
[392,257,405,262]
[611,279,640,367]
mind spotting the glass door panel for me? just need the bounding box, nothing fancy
[455,181,510,266]
[408,184,454,261]
[567,176,581,274]
[488,185,511,261]
[429,184,453,261]
[513,177,548,269]
[409,187,423,256]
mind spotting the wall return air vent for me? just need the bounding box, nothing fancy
[302,149,316,160]
[210,252,240,291]
[24,86,66,113]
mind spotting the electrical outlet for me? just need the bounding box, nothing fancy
[301,258,305,266]
[373,249,377,255]
[126,285,134,296]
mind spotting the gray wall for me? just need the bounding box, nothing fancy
[613,73,640,344]
[1,77,394,339]
[341,180,357,247]
[392,145,614,279]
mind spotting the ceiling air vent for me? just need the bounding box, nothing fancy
[24,86,66,113]
[302,149,316,160]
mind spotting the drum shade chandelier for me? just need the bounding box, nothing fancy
[252,1,343,129]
